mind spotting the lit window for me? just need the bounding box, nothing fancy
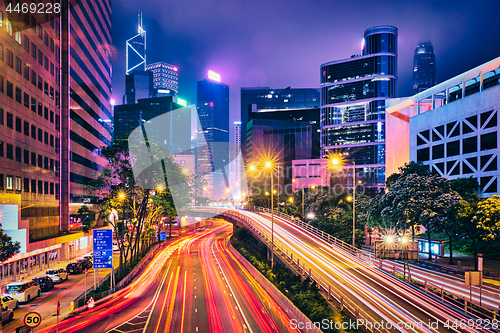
[5,18,12,36]
[6,175,13,190]
[14,28,21,44]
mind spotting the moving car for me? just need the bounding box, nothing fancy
[46,268,68,283]
[66,262,84,274]
[77,257,92,269]
[1,295,19,310]
[1,307,14,323]
[3,281,40,303]
[32,276,54,292]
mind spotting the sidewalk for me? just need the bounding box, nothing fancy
[362,244,500,283]
[2,252,120,333]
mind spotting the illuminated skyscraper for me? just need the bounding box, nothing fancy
[196,72,229,198]
[413,41,436,93]
[320,25,398,188]
[126,15,146,75]
[145,62,179,95]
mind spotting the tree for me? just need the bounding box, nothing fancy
[474,195,500,240]
[450,177,479,201]
[0,224,21,262]
[455,199,483,270]
[370,173,461,259]
[386,161,430,187]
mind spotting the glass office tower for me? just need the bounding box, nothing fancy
[320,25,398,188]
[413,41,436,94]
[197,79,229,198]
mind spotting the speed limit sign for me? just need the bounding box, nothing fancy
[24,311,42,328]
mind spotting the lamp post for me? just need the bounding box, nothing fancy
[250,161,277,268]
[330,156,356,248]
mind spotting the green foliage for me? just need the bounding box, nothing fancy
[449,177,479,200]
[474,195,500,240]
[385,161,430,187]
[231,228,360,332]
[77,204,96,233]
[0,223,21,262]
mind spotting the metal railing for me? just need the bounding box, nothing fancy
[227,240,323,333]
[223,209,385,333]
[220,207,499,327]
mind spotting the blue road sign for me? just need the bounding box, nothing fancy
[160,231,166,241]
[93,229,113,269]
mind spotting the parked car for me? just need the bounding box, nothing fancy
[1,307,14,323]
[66,262,84,274]
[3,281,40,303]
[113,241,119,251]
[1,295,19,310]
[46,268,69,283]
[77,257,92,269]
[32,276,54,292]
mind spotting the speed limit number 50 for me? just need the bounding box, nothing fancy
[24,311,42,328]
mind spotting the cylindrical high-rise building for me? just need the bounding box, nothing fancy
[412,41,436,94]
[320,25,398,188]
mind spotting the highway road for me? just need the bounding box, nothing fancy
[38,221,299,333]
[230,209,498,333]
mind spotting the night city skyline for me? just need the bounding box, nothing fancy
[1,0,500,331]
[112,0,500,124]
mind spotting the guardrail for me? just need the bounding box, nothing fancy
[226,239,323,333]
[219,207,499,327]
[223,209,385,333]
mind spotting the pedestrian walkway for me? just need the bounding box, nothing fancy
[362,245,500,283]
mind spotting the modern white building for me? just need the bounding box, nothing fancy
[146,62,179,95]
[386,56,500,196]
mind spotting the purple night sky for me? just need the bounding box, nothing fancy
[111,0,500,127]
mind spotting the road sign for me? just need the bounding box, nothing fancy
[87,297,95,309]
[24,312,42,328]
[93,229,113,269]
[160,231,166,241]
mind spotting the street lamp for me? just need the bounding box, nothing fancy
[330,154,357,248]
[306,212,315,220]
[249,160,278,268]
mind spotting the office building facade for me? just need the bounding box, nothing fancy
[413,41,436,94]
[320,25,398,188]
[196,78,229,198]
[124,70,154,104]
[114,96,190,155]
[387,57,500,197]
[241,87,320,160]
[0,4,61,244]
[0,0,111,250]
[62,0,112,229]
[145,62,178,95]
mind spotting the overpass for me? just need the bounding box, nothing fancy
[193,206,498,333]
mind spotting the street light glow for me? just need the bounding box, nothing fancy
[265,161,272,168]
[156,185,164,192]
[386,235,395,244]
[118,192,126,200]
[306,212,315,220]
[249,165,256,171]
[289,197,294,203]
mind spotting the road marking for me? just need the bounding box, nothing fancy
[211,242,254,333]
[105,260,173,333]
[161,266,180,332]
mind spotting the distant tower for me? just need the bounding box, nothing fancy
[126,13,146,74]
[145,62,179,95]
[196,71,230,198]
[413,41,436,93]
[230,121,242,197]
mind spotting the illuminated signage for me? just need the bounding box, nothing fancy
[177,97,187,106]
[208,70,221,82]
[158,89,171,94]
